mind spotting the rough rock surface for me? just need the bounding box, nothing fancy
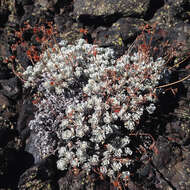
[73,0,150,18]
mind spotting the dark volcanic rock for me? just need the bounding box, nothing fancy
[0,77,21,100]
[0,7,10,27]
[74,0,151,18]
[93,17,145,48]
[18,155,58,190]
[0,147,33,189]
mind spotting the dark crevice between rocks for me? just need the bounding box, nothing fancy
[17,0,34,6]
[0,58,14,79]
[17,155,60,190]
[37,155,59,181]
[174,1,190,22]
[54,0,74,14]
[0,148,34,189]
[78,13,123,28]
[150,161,177,190]
[0,9,11,28]
[122,35,139,49]
[0,128,17,148]
[141,69,185,134]
[144,0,165,20]
[15,1,25,17]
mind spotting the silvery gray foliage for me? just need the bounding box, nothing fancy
[23,38,165,179]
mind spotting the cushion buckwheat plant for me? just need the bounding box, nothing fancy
[22,37,166,186]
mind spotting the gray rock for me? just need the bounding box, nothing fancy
[0,77,21,99]
[74,0,150,18]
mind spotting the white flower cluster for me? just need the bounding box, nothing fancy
[23,38,166,180]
